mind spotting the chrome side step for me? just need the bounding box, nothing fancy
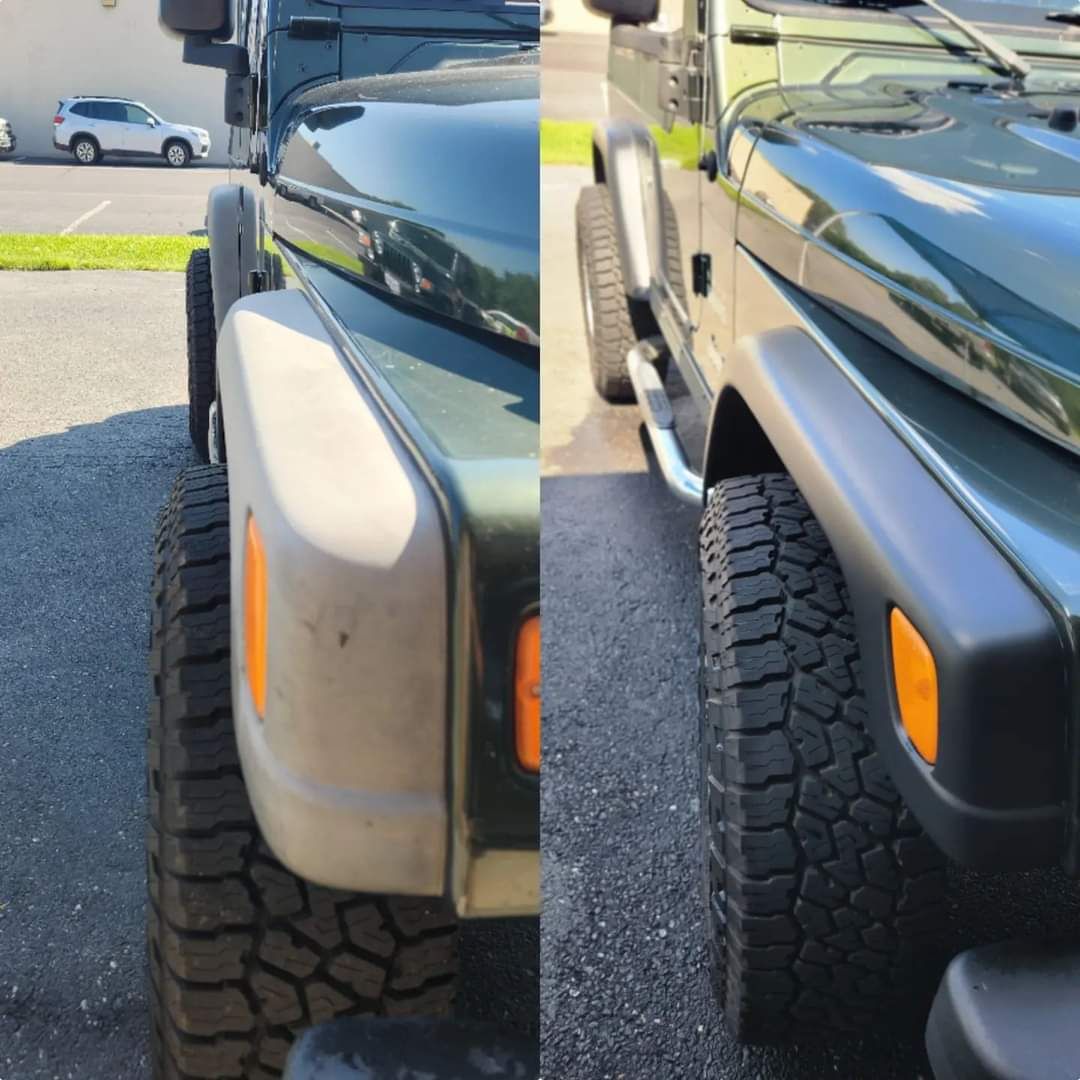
[627,338,704,506]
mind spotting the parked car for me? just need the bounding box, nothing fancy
[580,0,1080,1074]
[0,117,15,155]
[154,2,539,1078]
[52,96,209,166]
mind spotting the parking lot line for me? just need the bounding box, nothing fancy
[61,199,112,235]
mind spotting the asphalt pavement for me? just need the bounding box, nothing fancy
[0,159,228,235]
[539,164,1080,1080]
[0,270,536,1079]
[541,32,608,121]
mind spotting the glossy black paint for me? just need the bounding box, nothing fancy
[273,58,539,348]
[734,78,1080,458]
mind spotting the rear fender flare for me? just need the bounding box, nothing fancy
[206,183,258,334]
[590,119,661,301]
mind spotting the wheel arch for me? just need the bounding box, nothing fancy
[162,134,194,158]
[704,318,1069,869]
[70,132,99,152]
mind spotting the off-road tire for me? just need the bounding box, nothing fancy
[148,466,459,1080]
[699,473,945,1042]
[185,249,215,461]
[576,184,680,402]
[71,136,100,165]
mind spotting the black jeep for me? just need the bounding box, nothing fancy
[578,0,1080,1073]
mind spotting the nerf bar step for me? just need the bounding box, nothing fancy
[627,337,704,505]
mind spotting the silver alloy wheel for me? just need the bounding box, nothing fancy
[75,140,95,164]
[167,144,187,167]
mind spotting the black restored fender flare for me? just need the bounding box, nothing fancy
[705,323,1069,869]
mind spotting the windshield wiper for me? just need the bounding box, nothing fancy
[916,0,1031,83]
[839,0,1031,84]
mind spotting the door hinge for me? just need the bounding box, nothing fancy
[692,253,712,298]
[224,73,255,130]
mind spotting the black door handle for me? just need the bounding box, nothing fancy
[698,149,718,182]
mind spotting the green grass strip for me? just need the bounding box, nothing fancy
[0,234,208,272]
[540,119,700,170]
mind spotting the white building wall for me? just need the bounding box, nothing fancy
[0,0,231,162]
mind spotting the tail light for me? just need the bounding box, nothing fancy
[53,116,63,126]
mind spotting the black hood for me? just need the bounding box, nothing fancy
[738,77,1080,452]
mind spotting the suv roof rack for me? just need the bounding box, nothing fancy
[68,95,136,103]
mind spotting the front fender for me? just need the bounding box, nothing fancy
[217,288,450,897]
[706,287,1068,869]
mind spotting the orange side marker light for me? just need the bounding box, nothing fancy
[890,607,938,764]
[515,616,540,773]
[244,514,268,719]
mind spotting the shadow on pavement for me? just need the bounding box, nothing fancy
[0,405,193,1079]
[540,466,1080,1079]
[0,404,536,1073]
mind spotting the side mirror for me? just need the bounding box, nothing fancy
[159,0,233,40]
[582,0,660,22]
[147,118,158,126]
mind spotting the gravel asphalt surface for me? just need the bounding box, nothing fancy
[0,270,536,1079]
[539,165,1080,1080]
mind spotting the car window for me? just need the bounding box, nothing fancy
[69,103,94,119]
[96,102,126,123]
[123,104,153,125]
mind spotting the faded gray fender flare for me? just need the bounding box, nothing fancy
[591,119,659,301]
[206,183,258,333]
[217,289,450,897]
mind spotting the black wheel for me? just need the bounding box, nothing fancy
[699,473,945,1042]
[72,136,100,165]
[185,249,215,461]
[165,140,192,168]
[148,466,460,1080]
[575,184,660,403]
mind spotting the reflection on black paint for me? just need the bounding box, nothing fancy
[272,59,539,346]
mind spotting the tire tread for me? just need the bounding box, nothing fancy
[148,466,458,1080]
[699,473,945,1042]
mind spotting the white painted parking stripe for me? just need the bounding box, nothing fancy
[60,199,111,235]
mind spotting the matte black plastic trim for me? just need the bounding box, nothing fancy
[926,941,1080,1080]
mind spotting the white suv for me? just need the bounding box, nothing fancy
[53,97,210,167]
